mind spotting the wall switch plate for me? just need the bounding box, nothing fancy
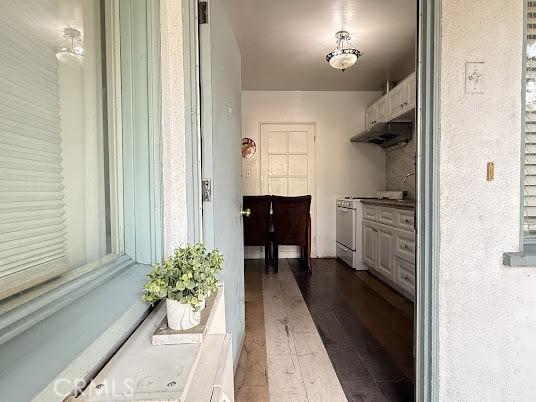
[487,162,495,181]
[465,62,485,94]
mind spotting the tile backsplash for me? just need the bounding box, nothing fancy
[385,135,416,199]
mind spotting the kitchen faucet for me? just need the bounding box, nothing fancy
[403,172,415,183]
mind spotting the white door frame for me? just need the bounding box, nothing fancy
[259,121,318,257]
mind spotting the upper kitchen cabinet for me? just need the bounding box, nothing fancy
[365,94,388,130]
[376,96,387,123]
[352,71,415,147]
[365,103,376,130]
[387,72,416,121]
[386,84,406,121]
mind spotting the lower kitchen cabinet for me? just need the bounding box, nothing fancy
[377,226,394,279]
[363,221,377,268]
[362,204,415,301]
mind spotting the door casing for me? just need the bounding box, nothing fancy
[415,0,440,400]
[181,0,442,398]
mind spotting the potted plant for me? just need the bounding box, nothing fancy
[142,243,223,330]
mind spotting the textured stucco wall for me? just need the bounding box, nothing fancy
[160,0,188,257]
[438,0,536,399]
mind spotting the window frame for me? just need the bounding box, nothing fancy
[522,0,531,247]
[0,0,163,345]
[504,0,536,265]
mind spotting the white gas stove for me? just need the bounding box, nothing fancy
[336,191,404,269]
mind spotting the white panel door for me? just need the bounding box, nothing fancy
[260,123,315,255]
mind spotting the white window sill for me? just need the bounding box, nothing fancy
[0,263,152,402]
[80,286,232,402]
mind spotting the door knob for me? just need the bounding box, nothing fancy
[240,208,251,218]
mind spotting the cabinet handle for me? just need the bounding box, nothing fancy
[404,244,408,249]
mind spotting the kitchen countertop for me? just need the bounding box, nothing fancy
[361,198,416,210]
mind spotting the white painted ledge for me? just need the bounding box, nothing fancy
[81,286,234,402]
[0,263,152,402]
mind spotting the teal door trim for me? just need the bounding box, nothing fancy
[182,0,203,243]
[416,0,440,400]
[120,0,164,264]
[198,0,216,250]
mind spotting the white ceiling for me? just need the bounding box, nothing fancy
[222,0,417,91]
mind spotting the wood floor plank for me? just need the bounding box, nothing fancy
[235,266,270,402]
[262,260,347,401]
[267,354,309,401]
[288,258,415,401]
[298,351,348,402]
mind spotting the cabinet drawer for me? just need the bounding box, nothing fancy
[394,256,415,294]
[394,231,415,263]
[336,242,354,268]
[378,207,395,226]
[395,209,415,231]
[363,205,377,221]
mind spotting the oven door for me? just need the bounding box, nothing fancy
[336,206,356,250]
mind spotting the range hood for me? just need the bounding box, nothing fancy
[350,122,413,148]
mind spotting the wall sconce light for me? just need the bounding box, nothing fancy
[56,28,84,66]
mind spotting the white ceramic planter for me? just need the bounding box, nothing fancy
[166,299,201,330]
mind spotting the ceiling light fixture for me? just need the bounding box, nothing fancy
[326,30,362,72]
[56,28,84,67]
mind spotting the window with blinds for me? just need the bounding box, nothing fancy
[0,0,117,300]
[525,1,536,237]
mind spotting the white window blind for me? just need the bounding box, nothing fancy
[0,0,69,299]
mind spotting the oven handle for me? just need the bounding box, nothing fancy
[337,207,352,213]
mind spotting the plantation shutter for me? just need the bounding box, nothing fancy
[0,0,69,299]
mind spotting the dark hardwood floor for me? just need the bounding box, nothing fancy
[287,258,414,402]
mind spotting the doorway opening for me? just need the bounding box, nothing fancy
[190,0,439,400]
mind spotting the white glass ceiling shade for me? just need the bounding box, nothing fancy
[56,28,84,67]
[326,31,362,71]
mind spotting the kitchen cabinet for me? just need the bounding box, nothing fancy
[363,71,416,133]
[365,104,374,130]
[376,96,387,124]
[386,84,406,121]
[377,226,394,279]
[362,204,415,300]
[365,90,389,131]
[405,72,416,110]
[363,221,377,268]
[387,72,416,121]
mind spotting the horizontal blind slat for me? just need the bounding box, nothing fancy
[0,224,65,243]
[0,216,66,234]
[0,248,66,277]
